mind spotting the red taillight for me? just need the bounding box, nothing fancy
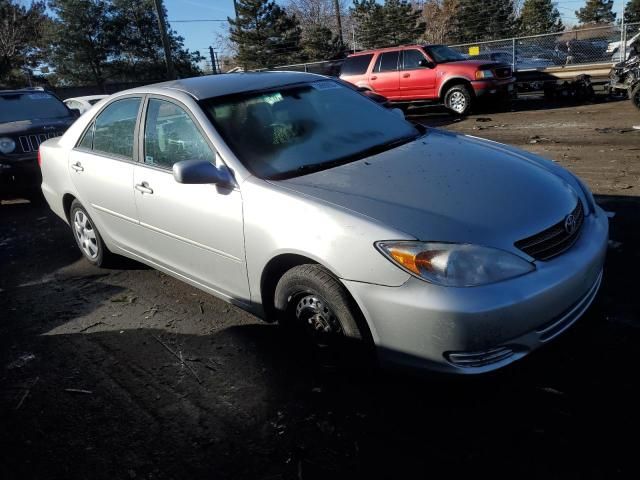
[37,148,42,167]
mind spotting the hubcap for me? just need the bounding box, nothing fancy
[295,295,341,342]
[73,210,98,259]
[449,91,467,113]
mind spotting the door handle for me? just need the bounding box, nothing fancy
[402,73,410,78]
[134,182,153,195]
[71,162,84,172]
[370,75,377,80]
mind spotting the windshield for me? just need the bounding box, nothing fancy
[424,45,467,63]
[201,80,419,179]
[0,92,71,123]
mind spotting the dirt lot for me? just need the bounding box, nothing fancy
[1,96,639,480]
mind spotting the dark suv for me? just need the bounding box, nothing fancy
[0,88,77,200]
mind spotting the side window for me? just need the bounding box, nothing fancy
[93,98,141,159]
[403,49,428,70]
[78,122,94,150]
[340,54,373,75]
[375,51,400,72]
[143,98,215,170]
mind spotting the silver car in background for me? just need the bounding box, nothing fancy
[39,72,608,373]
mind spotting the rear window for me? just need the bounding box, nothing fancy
[340,54,373,76]
[0,92,71,123]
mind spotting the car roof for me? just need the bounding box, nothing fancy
[124,72,324,101]
[348,44,442,56]
[0,87,49,95]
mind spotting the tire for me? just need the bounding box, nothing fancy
[631,84,640,110]
[69,200,114,267]
[274,264,372,367]
[444,84,472,116]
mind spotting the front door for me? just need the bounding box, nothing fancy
[399,49,437,99]
[133,97,249,303]
[369,50,401,99]
[68,96,142,249]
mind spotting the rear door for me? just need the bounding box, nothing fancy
[399,48,437,99]
[68,96,143,249]
[369,50,401,98]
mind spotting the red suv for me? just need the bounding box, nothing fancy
[340,44,515,115]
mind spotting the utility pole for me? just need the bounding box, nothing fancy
[153,0,176,80]
[209,46,217,74]
[333,0,343,46]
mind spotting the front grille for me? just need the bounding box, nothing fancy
[515,201,584,261]
[494,66,512,78]
[17,131,62,153]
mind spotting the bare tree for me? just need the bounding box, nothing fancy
[420,0,459,44]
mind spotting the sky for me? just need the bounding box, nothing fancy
[165,0,630,62]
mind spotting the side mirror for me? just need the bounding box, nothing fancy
[419,59,435,68]
[173,159,234,187]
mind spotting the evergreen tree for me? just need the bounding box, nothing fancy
[519,0,563,35]
[351,0,425,49]
[229,0,303,69]
[453,0,516,42]
[575,0,616,24]
[625,0,640,23]
[109,0,202,80]
[301,24,346,60]
[48,0,114,88]
[0,0,49,85]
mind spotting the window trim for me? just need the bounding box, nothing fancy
[137,93,222,174]
[72,94,144,164]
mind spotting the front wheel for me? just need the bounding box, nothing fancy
[631,84,640,110]
[274,264,372,368]
[444,84,472,116]
[69,200,114,267]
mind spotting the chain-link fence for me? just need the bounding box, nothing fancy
[449,23,640,72]
[265,23,640,76]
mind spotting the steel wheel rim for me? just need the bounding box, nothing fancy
[73,210,98,259]
[449,91,466,113]
[295,294,341,345]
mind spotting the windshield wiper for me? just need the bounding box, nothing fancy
[268,133,422,180]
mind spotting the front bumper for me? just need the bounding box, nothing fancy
[0,153,41,195]
[344,206,608,374]
[472,77,516,97]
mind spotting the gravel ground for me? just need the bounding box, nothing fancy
[1,95,639,480]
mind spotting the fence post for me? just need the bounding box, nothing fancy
[512,38,516,72]
[621,24,627,63]
[304,63,308,73]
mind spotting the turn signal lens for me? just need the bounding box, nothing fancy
[475,70,495,80]
[37,148,42,167]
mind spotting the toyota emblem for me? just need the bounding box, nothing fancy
[564,214,577,235]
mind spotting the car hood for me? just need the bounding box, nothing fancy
[274,129,579,253]
[0,116,74,136]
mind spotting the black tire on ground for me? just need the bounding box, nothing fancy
[274,264,373,367]
[443,84,472,116]
[69,199,114,267]
[631,84,640,110]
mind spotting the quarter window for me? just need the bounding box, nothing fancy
[92,98,141,159]
[78,123,94,150]
[375,51,400,72]
[340,54,373,75]
[143,99,214,170]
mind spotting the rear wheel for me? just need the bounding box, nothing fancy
[631,84,640,110]
[69,200,114,267]
[274,264,372,368]
[444,84,472,116]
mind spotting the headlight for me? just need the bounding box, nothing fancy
[0,137,16,154]
[475,70,494,80]
[376,241,535,287]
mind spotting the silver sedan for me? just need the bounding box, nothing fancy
[39,72,608,373]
